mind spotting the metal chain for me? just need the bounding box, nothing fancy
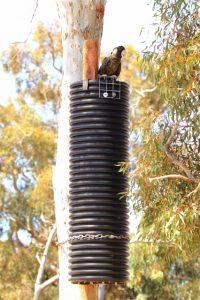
[69,234,130,241]
[57,233,130,247]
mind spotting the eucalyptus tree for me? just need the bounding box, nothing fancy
[131,0,200,262]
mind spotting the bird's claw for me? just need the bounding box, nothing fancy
[102,74,107,80]
[111,75,117,81]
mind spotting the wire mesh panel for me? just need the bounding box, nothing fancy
[69,77,130,284]
[98,75,121,99]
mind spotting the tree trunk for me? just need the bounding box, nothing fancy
[53,1,106,299]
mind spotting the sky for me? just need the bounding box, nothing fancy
[0,0,154,51]
[0,0,155,234]
[0,0,155,102]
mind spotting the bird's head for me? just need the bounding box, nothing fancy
[111,46,126,59]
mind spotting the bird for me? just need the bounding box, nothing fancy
[98,46,126,79]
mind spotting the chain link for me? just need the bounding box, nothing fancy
[69,234,130,241]
[57,234,129,246]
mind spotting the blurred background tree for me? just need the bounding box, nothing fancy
[0,23,61,300]
[130,0,199,258]
[123,0,200,299]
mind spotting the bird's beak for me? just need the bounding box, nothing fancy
[121,50,126,57]
[112,48,118,55]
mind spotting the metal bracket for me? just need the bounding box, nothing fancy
[82,79,89,90]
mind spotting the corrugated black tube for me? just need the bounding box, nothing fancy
[69,78,129,284]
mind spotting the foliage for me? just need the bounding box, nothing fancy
[128,241,200,300]
[0,23,61,299]
[126,0,200,299]
[131,0,200,255]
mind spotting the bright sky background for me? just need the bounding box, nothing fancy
[0,0,154,51]
[0,0,155,234]
[0,0,155,102]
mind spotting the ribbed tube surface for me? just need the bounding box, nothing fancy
[69,78,129,284]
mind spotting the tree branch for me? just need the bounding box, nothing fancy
[135,86,157,97]
[36,252,42,264]
[40,213,53,225]
[11,169,20,193]
[11,0,39,44]
[39,274,59,289]
[46,263,59,274]
[186,182,200,198]
[36,253,58,274]
[34,223,57,300]
[148,174,197,184]
[163,145,197,183]
[11,216,45,244]
[162,107,199,184]
[165,118,182,148]
[34,274,59,300]
[47,32,62,74]
[130,239,174,245]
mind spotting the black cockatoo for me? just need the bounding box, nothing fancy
[98,46,126,78]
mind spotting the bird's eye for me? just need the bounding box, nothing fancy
[122,50,126,56]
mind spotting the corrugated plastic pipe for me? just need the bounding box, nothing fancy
[69,77,129,284]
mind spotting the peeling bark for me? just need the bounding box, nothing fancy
[54,1,106,299]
